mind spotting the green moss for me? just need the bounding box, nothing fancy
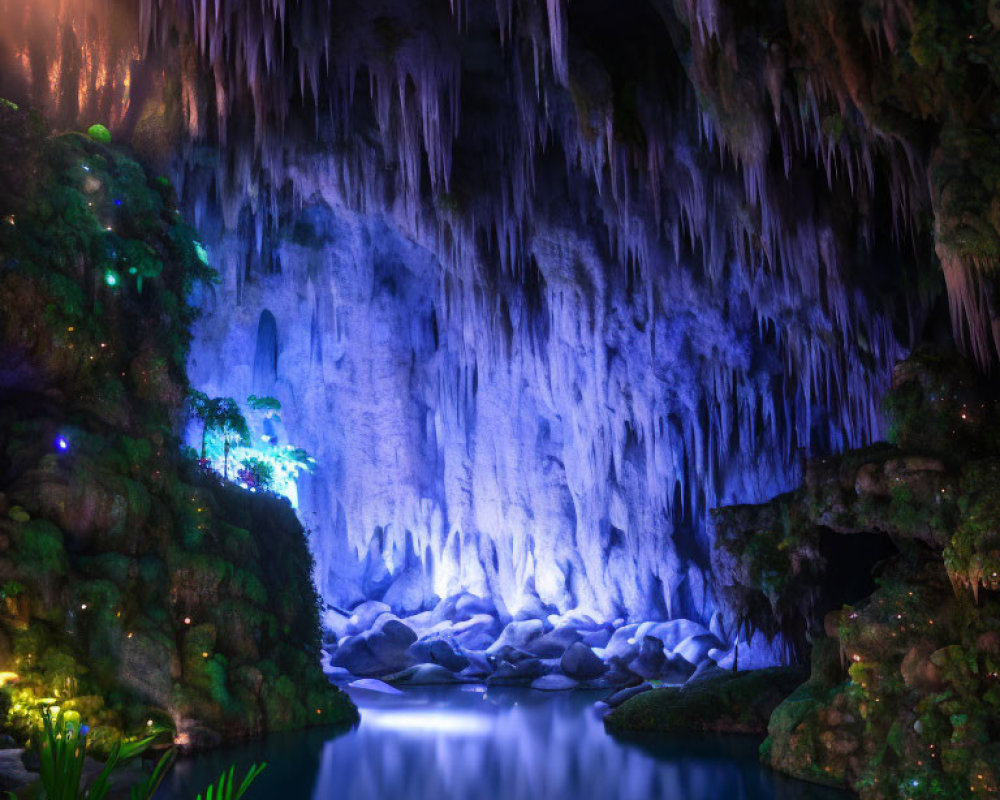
[605,667,807,736]
[0,114,354,751]
[16,520,68,578]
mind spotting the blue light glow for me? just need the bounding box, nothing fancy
[55,436,69,452]
[362,708,493,737]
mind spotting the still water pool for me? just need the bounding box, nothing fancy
[156,686,848,800]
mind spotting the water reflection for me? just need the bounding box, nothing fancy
[156,687,847,800]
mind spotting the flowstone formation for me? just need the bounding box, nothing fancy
[707,348,1000,799]
[0,104,355,750]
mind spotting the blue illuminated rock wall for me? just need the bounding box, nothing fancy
[0,0,929,635]
[183,190,898,628]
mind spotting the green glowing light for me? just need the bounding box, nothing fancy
[86,123,111,143]
[194,241,210,266]
[104,271,119,287]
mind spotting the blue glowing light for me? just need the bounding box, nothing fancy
[55,436,69,452]
[362,709,492,737]
[114,199,122,206]
[104,271,119,287]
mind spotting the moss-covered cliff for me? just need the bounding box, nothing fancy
[0,100,356,751]
[712,347,1000,799]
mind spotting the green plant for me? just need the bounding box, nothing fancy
[194,763,266,800]
[188,394,250,478]
[246,396,280,417]
[34,709,163,800]
[237,457,274,491]
[31,712,265,800]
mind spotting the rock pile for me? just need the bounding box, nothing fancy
[321,593,767,692]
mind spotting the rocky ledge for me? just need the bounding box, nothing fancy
[709,348,1000,799]
[0,104,355,750]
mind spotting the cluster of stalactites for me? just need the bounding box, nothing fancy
[1,1,929,499]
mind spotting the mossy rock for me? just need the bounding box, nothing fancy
[604,666,807,736]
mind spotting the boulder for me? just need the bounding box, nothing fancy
[525,626,582,658]
[446,614,502,651]
[603,656,642,687]
[321,607,351,640]
[330,635,384,676]
[345,601,392,635]
[427,593,498,626]
[629,635,666,678]
[673,633,724,665]
[636,619,711,651]
[408,638,470,672]
[458,650,492,679]
[686,660,727,685]
[581,628,612,648]
[661,653,697,684]
[602,623,642,661]
[487,658,549,685]
[487,619,544,655]
[560,641,607,681]
[379,619,418,648]
[900,640,944,692]
[381,568,428,615]
[366,629,416,673]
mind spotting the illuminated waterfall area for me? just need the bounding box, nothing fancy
[1,1,1000,798]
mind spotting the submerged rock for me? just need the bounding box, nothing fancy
[531,674,579,691]
[606,683,652,708]
[386,663,468,685]
[347,678,403,695]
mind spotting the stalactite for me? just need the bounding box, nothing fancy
[0,0,956,625]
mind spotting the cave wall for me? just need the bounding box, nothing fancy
[1,0,967,628]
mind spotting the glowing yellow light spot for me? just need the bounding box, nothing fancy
[0,672,19,687]
[202,652,208,658]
